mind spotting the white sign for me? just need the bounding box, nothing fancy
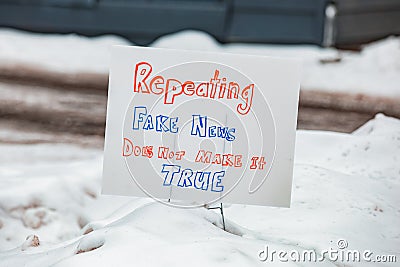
[102,46,301,207]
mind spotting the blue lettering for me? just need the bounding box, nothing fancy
[211,171,225,192]
[191,115,207,137]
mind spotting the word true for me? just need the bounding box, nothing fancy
[161,164,225,192]
[134,62,254,115]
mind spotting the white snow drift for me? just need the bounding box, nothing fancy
[0,28,399,97]
[0,115,398,266]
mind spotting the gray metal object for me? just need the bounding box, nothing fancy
[323,3,337,47]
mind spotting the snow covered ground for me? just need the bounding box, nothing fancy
[0,29,130,74]
[0,114,398,266]
[0,28,399,266]
[0,28,399,97]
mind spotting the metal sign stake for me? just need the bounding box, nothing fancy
[206,203,226,231]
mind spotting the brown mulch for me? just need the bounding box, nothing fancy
[0,65,399,147]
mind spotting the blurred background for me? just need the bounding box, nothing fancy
[1,0,399,47]
[0,0,399,147]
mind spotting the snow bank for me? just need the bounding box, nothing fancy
[0,28,130,74]
[302,38,400,97]
[0,28,399,97]
[0,115,398,266]
[227,114,400,263]
[153,31,400,97]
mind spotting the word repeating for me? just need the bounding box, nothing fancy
[133,62,254,115]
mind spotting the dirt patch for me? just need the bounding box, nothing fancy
[0,72,399,146]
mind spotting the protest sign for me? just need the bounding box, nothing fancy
[102,46,301,207]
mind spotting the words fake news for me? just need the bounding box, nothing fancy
[134,62,254,115]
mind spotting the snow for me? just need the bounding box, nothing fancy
[0,28,130,74]
[0,114,398,266]
[153,31,400,97]
[0,28,399,266]
[1,28,398,97]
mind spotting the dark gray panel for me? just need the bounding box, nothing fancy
[335,0,400,12]
[0,1,228,45]
[227,0,328,44]
[334,0,400,45]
